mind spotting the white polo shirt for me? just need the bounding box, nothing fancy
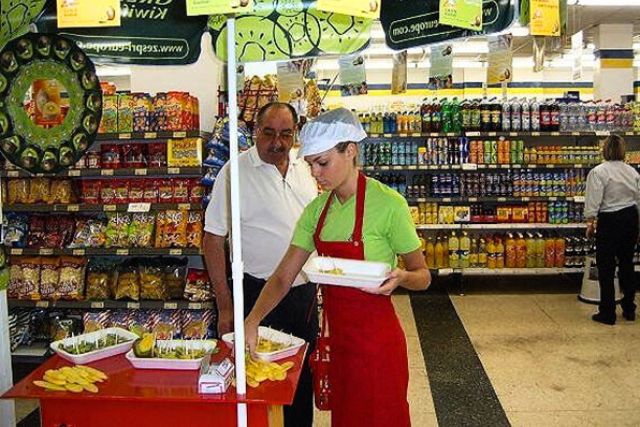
[204,146,318,286]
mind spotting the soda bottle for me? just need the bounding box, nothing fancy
[448,231,460,268]
[451,98,462,134]
[425,236,435,268]
[516,232,527,268]
[478,236,488,268]
[505,232,517,268]
[502,100,512,132]
[480,98,491,132]
[535,232,546,268]
[462,100,471,132]
[469,236,478,267]
[472,99,482,131]
[441,99,451,133]
[434,234,444,269]
[545,235,555,268]
[421,99,430,133]
[490,98,502,131]
[495,236,505,268]
[459,231,470,268]
[530,99,540,132]
[540,100,551,132]
[511,98,522,132]
[525,232,536,268]
[486,237,496,269]
[559,100,569,132]
[550,100,560,132]
[554,236,565,268]
[362,113,371,133]
[596,100,607,132]
[432,102,442,133]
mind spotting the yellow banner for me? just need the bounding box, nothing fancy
[186,0,253,16]
[317,0,380,19]
[56,0,121,28]
[530,0,560,37]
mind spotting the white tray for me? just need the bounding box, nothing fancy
[125,340,218,370]
[222,326,305,362]
[302,256,391,289]
[50,327,138,365]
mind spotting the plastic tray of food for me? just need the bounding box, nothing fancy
[302,256,391,289]
[222,326,305,362]
[50,327,138,365]
[125,340,218,370]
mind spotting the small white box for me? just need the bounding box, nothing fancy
[302,256,391,289]
[199,357,234,394]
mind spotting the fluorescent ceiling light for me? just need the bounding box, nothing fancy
[569,0,639,5]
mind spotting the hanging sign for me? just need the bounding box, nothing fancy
[339,54,367,96]
[36,1,207,65]
[57,0,121,28]
[186,0,253,16]
[317,0,380,19]
[533,35,545,72]
[429,44,453,89]
[391,51,407,94]
[571,30,583,80]
[439,0,483,31]
[277,61,305,102]
[0,0,47,50]
[381,0,515,51]
[530,0,560,37]
[487,34,513,85]
[208,1,372,63]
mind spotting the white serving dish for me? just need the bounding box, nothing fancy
[302,256,391,289]
[50,327,138,365]
[125,339,218,370]
[222,326,305,362]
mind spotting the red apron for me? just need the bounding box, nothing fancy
[313,173,411,427]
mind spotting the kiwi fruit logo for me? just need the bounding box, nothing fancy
[208,0,372,62]
[0,33,102,174]
[0,0,46,50]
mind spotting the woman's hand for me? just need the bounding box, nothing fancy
[586,222,596,240]
[244,317,260,359]
[362,268,405,296]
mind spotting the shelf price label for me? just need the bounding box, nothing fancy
[91,302,105,309]
[68,170,81,177]
[116,249,130,256]
[500,164,510,169]
[127,302,140,309]
[498,197,507,202]
[169,249,183,255]
[595,131,610,136]
[164,302,178,309]
[134,169,148,176]
[39,249,53,255]
[408,165,417,170]
[380,166,390,170]
[128,203,151,213]
[144,132,158,139]
[118,133,132,140]
[466,132,480,137]
[73,249,86,256]
[103,205,117,212]
[442,197,452,202]
[177,203,192,210]
[168,167,181,174]
[36,301,49,308]
[509,132,518,137]
[468,197,478,202]
[573,196,585,203]
[173,131,187,138]
[546,164,555,169]
[101,169,114,176]
[462,163,478,171]
[549,197,558,201]
[488,164,497,169]
[7,171,20,177]
[531,132,540,136]
[10,249,23,255]
[67,205,80,212]
[188,303,203,310]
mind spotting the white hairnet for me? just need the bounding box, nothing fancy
[298,108,367,157]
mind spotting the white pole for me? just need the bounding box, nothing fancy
[0,289,16,427]
[226,16,248,427]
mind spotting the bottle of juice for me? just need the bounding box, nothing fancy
[505,232,516,268]
[434,234,444,269]
[525,232,536,268]
[459,231,471,268]
[486,237,496,269]
[442,237,449,268]
[478,236,487,268]
[545,235,556,268]
[554,236,566,268]
[448,231,460,268]
[535,232,546,267]
[495,236,505,269]
[425,236,435,268]
[469,236,478,267]
[516,232,527,268]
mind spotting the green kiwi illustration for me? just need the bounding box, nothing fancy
[0,0,46,50]
[0,51,18,73]
[275,0,304,17]
[308,6,372,54]
[208,14,227,33]
[15,38,33,61]
[35,34,51,57]
[1,135,22,154]
[70,50,86,72]
[72,131,89,152]
[86,92,102,112]
[251,0,277,17]
[54,38,71,61]
[216,16,291,62]
[275,12,321,57]
[0,111,10,137]
[59,145,75,166]
[0,73,7,94]
[40,147,58,172]
[20,145,40,169]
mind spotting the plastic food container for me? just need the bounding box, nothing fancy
[50,327,138,365]
[222,326,305,362]
[302,256,391,289]
[125,340,218,370]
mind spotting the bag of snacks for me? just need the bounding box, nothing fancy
[186,211,204,249]
[7,258,24,299]
[7,179,29,204]
[172,179,189,203]
[70,218,106,248]
[39,257,60,300]
[3,213,29,248]
[183,268,213,302]
[115,260,139,301]
[81,180,101,204]
[58,256,86,300]
[139,259,167,300]
[148,143,167,168]
[128,213,155,248]
[129,179,145,203]
[164,257,188,299]
[100,180,118,204]
[144,179,159,203]
[83,311,112,333]
[85,259,116,300]
[45,215,75,249]
[155,210,188,248]
[188,178,205,203]
[106,213,131,248]
[49,180,76,204]
[158,179,173,203]
[28,178,51,203]
[26,215,47,248]
[115,179,130,204]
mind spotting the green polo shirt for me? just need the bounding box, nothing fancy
[292,177,420,267]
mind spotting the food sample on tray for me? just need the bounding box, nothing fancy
[33,365,107,393]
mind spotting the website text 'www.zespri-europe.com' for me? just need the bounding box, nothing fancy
[74,39,186,57]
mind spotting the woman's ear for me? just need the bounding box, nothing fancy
[346,142,357,161]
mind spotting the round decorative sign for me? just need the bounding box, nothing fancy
[0,32,101,174]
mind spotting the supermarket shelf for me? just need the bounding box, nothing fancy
[406,196,585,203]
[96,130,207,141]
[11,342,51,363]
[0,167,204,178]
[363,163,598,171]
[8,299,215,310]
[460,267,584,275]
[3,203,203,213]
[6,247,203,256]
[366,131,640,138]
[417,223,587,230]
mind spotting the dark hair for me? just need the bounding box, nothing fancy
[335,141,359,166]
[602,134,626,161]
[256,102,298,126]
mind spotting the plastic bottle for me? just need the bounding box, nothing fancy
[362,113,371,133]
[434,234,444,269]
[535,232,546,268]
[554,236,565,268]
[502,99,512,132]
[448,231,460,268]
[550,99,560,132]
[480,98,491,132]
[525,232,536,268]
[505,232,517,268]
[486,237,496,269]
[425,236,435,268]
[559,100,569,132]
[490,98,502,131]
[442,236,449,268]
[540,100,551,132]
[421,99,431,133]
[469,236,478,267]
[495,236,505,269]
[432,102,442,133]
[451,98,462,134]
[516,232,527,268]
[459,232,470,268]
[586,101,597,132]
[441,99,451,133]
[545,235,556,268]
[530,99,540,132]
[596,100,607,132]
[478,236,487,268]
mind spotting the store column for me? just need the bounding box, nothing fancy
[593,24,635,102]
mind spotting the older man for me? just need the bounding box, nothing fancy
[204,102,318,427]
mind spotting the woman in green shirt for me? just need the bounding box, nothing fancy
[245,108,430,427]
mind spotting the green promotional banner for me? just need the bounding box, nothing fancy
[381,0,516,51]
[35,0,207,65]
[208,0,372,63]
[0,0,47,50]
[439,0,483,31]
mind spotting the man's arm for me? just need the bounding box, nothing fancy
[203,232,234,336]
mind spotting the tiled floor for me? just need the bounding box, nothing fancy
[12,287,640,427]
